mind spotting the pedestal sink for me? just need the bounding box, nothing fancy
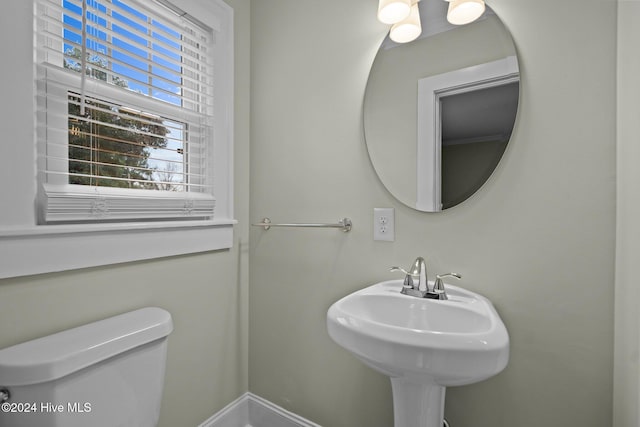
[326,279,509,427]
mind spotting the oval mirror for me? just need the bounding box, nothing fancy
[364,0,520,212]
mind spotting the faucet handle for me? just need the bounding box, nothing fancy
[389,266,408,275]
[433,273,461,300]
[390,266,414,289]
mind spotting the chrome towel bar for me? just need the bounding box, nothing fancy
[252,217,352,232]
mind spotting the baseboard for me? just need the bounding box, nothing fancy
[198,393,250,427]
[198,392,321,427]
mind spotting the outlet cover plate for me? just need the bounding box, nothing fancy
[374,208,395,241]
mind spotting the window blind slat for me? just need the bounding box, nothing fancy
[45,169,210,188]
[38,32,214,102]
[45,171,210,191]
[38,19,214,90]
[73,0,213,69]
[36,67,213,123]
[55,22,214,85]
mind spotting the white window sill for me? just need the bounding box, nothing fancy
[0,220,236,279]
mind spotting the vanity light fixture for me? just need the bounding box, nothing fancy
[377,0,412,24]
[389,1,422,43]
[446,0,486,25]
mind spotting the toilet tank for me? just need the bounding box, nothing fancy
[0,307,173,427]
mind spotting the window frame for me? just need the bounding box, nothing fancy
[0,0,235,279]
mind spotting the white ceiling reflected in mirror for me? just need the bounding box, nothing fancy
[365,0,520,212]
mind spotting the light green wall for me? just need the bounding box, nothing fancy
[249,1,616,427]
[0,1,250,426]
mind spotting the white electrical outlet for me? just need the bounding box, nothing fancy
[373,208,395,241]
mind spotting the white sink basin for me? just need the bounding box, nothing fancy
[327,279,509,427]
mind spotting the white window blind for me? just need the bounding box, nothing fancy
[35,0,218,223]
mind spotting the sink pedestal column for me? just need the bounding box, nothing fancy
[390,378,445,427]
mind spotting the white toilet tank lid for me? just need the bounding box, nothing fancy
[0,307,173,386]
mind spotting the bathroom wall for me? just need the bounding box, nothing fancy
[0,1,250,426]
[249,1,616,427]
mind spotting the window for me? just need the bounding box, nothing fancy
[35,0,229,223]
[66,92,189,192]
[0,0,233,278]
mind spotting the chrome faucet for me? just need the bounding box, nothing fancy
[390,257,461,300]
[390,257,429,298]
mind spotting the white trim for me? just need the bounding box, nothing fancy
[198,393,321,427]
[0,222,234,279]
[614,1,640,425]
[416,56,519,211]
[248,394,322,427]
[0,219,235,237]
[199,393,250,427]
